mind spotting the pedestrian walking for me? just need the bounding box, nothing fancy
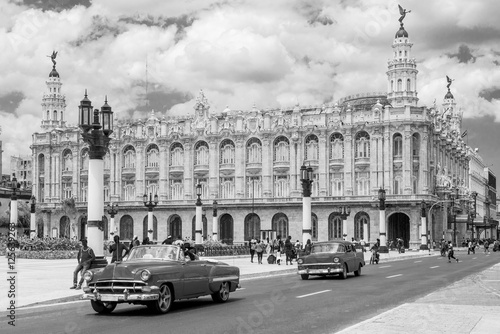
[284,236,294,265]
[255,239,264,264]
[249,237,257,263]
[467,239,475,255]
[484,240,490,254]
[303,239,312,255]
[109,235,129,263]
[273,235,283,265]
[448,241,459,263]
[70,239,95,289]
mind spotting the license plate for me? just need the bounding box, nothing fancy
[101,295,120,302]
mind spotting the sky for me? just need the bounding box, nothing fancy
[0,0,499,179]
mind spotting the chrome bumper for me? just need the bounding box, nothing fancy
[82,293,159,302]
[297,268,342,275]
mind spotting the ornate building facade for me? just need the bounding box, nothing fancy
[31,20,493,247]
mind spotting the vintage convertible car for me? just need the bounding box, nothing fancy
[82,244,240,314]
[297,240,365,280]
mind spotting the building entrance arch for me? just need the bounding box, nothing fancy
[219,214,234,245]
[388,212,410,248]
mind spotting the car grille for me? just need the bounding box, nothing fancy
[302,264,337,269]
[88,280,146,293]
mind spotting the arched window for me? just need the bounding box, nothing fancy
[355,131,370,158]
[53,110,58,121]
[393,133,403,158]
[274,175,289,197]
[220,139,235,164]
[170,142,184,166]
[355,214,369,241]
[123,146,135,168]
[46,110,50,120]
[406,79,411,91]
[271,213,288,240]
[391,80,394,92]
[273,136,289,162]
[60,111,64,122]
[246,138,262,163]
[394,174,403,195]
[143,215,158,241]
[330,133,344,159]
[119,215,134,240]
[305,134,319,161]
[220,177,235,198]
[195,141,209,165]
[145,180,158,197]
[356,172,370,196]
[195,178,209,200]
[247,176,262,198]
[397,79,402,91]
[330,172,343,196]
[146,144,159,167]
[328,215,342,240]
[170,179,183,200]
[412,133,420,157]
[123,181,136,201]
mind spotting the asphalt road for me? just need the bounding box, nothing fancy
[5,253,500,334]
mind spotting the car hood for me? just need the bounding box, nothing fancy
[96,260,176,280]
[302,253,341,264]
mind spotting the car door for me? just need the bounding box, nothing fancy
[182,259,211,296]
[344,244,356,270]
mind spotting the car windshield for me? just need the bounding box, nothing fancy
[126,245,180,261]
[311,243,340,254]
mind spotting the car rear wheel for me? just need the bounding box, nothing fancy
[354,264,362,277]
[300,274,309,280]
[211,282,230,303]
[148,284,173,314]
[339,264,348,279]
[91,300,116,314]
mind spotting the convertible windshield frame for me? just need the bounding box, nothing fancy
[126,245,181,261]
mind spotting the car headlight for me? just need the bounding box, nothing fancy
[83,270,93,282]
[140,269,151,282]
[297,258,304,264]
[333,257,340,263]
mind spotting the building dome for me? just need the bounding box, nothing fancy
[395,26,408,38]
[49,66,59,78]
[444,90,454,99]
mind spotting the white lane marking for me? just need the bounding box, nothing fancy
[296,290,331,299]
[414,260,422,263]
[473,257,477,260]
[379,265,391,268]
[481,280,500,282]
[430,266,439,269]
[386,274,402,279]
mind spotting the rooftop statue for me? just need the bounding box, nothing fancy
[47,50,58,66]
[446,75,454,90]
[398,4,411,24]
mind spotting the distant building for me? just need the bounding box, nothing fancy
[29,18,495,246]
[10,155,33,190]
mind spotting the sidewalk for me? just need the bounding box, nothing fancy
[0,248,435,309]
[336,261,500,334]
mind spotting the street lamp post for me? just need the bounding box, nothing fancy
[107,203,118,239]
[30,196,36,239]
[485,196,491,239]
[300,164,313,245]
[420,201,428,250]
[212,200,218,242]
[378,188,388,253]
[78,91,113,268]
[143,193,158,242]
[471,191,477,240]
[9,174,20,240]
[195,183,203,245]
[450,188,458,246]
[335,206,351,240]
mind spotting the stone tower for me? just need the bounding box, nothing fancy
[387,21,419,107]
[41,60,66,130]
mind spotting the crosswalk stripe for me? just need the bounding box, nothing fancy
[430,266,439,269]
[386,274,402,278]
[296,290,331,299]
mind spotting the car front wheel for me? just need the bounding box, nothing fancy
[90,300,116,314]
[339,264,348,279]
[211,282,230,303]
[148,284,173,314]
[300,274,309,280]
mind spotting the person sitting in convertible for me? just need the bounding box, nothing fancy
[183,242,197,261]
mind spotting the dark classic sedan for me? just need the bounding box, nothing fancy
[297,240,365,280]
[82,244,240,314]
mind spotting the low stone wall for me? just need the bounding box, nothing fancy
[9,250,78,259]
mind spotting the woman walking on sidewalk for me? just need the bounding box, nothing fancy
[447,241,459,263]
[255,239,264,264]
